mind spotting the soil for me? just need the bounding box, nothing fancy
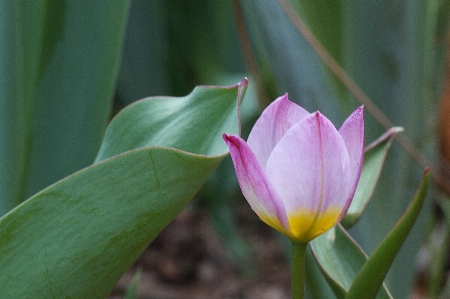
[108,196,291,299]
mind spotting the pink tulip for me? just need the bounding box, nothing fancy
[223,94,364,243]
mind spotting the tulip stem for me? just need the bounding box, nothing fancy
[291,241,308,299]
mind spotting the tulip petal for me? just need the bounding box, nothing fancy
[223,134,289,234]
[265,113,351,240]
[338,106,364,211]
[247,94,310,168]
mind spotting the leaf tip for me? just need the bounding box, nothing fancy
[390,126,404,134]
[239,77,249,88]
[237,78,249,136]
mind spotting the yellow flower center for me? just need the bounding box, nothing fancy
[287,206,342,242]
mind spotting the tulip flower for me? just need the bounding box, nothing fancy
[223,94,364,243]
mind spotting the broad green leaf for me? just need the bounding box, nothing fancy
[0,1,130,215]
[341,127,404,229]
[310,225,392,299]
[0,149,219,299]
[96,79,247,161]
[0,80,246,299]
[345,169,430,299]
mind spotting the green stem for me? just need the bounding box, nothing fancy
[291,241,308,299]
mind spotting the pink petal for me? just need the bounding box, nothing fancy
[338,106,364,210]
[265,113,351,220]
[223,134,289,232]
[247,94,310,168]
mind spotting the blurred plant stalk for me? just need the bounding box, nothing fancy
[440,37,450,188]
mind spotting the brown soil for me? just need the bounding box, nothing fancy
[108,198,291,299]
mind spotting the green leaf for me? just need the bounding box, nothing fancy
[311,169,429,299]
[341,127,404,229]
[124,269,142,299]
[0,1,130,214]
[345,169,430,299]
[0,80,247,299]
[305,248,337,299]
[310,225,393,299]
[96,80,247,161]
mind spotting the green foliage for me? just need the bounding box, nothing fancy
[0,81,246,298]
[309,127,402,299]
[0,0,130,214]
[342,127,404,228]
[346,170,430,299]
[311,225,392,299]
[239,1,448,297]
[96,83,244,161]
[311,169,429,299]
